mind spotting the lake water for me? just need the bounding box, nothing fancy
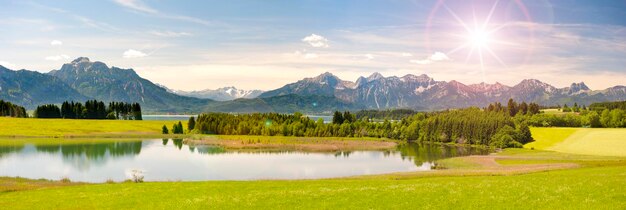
[142,115,197,121]
[0,139,488,182]
[143,115,334,123]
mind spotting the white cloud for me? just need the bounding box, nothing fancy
[113,0,157,13]
[302,34,329,48]
[50,40,63,46]
[430,52,450,61]
[123,49,148,58]
[410,52,449,65]
[44,54,70,61]
[304,53,319,59]
[149,31,192,37]
[0,61,16,69]
[401,52,413,57]
[364,54,374,60]
[410,59,432,65]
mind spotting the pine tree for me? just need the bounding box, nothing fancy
[332,111,344,124]
[162,125,169,134]
[188,116,196,131]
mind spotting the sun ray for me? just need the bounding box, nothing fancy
[443,4,472,33]
[484,46,507,67]
[483,0,500,30]
[447,42,471,56]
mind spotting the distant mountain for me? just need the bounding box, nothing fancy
[203,94,362,113]
[2,57,624,113]
[260,72,626,110]
[0,65,88,108]
[47,57,210,112]
[166,86,264,101]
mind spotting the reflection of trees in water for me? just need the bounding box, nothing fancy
[172,139,183,150]
[0,145,24,158]
[397,143,489,166]
[33,141,143,171]
[333,151,352,157]
[195,146,226,155]
[162,139,168,146]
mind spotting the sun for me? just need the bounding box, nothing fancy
[469,29,490,48]
[439,0,517,83]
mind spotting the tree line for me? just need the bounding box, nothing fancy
[507,100,626,128]
[0,100,27,118]
[34,100,142,120]
[355,109,418,120]
[187,104,535,148]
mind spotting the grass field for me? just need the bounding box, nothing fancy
[0,117,186,138]
[527,127,626,157]
[1,163,624,209]
[1,119,625,209]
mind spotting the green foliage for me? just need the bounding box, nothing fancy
[588,101,626,112]
[193,107,529,148]
[34,104,61,118]
[332,111,344,124]
[485,99,539,116]
[489,126,523,148]
[528,102,626,128]
[188,116,196,131]
[36,100,142,120]
[162,125,169,134]
[355,109,417,120]
[171,121,184,134]
[0,100,27,117]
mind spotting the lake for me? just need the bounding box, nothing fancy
[0,139,488,182]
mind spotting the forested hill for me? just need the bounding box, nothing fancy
[0,65,88,108]
[47,57,210,113]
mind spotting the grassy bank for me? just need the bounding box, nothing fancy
[1,123,625,209]
[0,117,186,138]
[1,161,624,209]
[186,135,399,152]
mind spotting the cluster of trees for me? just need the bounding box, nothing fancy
[162,121,185,134]
[420,108,531,148]
[589,101,626,112]
[485,99,540,116]
[524,107,626,128]
[355,109,418,120]
[0,100,28,118]
[34,100,142,120]
[560,103,587,113]
[189,108,531,148]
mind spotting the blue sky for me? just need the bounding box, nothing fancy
[0,0,625,90]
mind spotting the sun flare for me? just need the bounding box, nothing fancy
[469,29,490,47]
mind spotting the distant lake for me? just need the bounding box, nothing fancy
[144,115,333,123]
[0,139,488,182]
[142,115,196,121]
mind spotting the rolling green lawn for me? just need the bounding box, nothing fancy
[527,127,626,157]
[1,120,625,209]
[1,165,624,209]
[0,117,186,137]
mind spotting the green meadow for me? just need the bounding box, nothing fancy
[527,127,626,157]
[0,118,625,209]
[0,117,186,138]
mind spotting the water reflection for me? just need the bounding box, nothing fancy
[0,139,489,182]
[397,143,490,166]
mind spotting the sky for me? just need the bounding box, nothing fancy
[1,0,625,91]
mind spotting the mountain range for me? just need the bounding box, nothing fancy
[261,72,626,110]
[0,57,624,113]
[162,86,264,101]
